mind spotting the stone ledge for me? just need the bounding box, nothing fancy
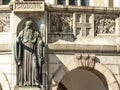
[14,86,43,90]
[0,5,11,12]
[48,44,120,53]
[47,5,120,14]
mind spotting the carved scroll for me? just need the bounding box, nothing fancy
[95,15,116,34]
[0,13,10,32]
[50,13,73,33]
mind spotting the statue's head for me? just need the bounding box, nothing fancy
[25,20,33,29]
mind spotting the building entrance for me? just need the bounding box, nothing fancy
[57,68,108,90]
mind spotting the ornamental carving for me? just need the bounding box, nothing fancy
[95,15,116,34]
[74,54,96,68]
[0,13,10,32]
[50,13,73,33]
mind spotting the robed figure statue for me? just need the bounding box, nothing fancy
[14,20,44,87]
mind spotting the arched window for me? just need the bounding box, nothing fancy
[81,0,89,6]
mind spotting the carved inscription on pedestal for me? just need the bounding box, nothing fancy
[0,13,10,32]
[95,15,116,34]
[14,1,45,12]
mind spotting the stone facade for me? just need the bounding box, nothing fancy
[0,0,120,90]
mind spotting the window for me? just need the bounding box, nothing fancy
[69,0,77,5]
[57,0,66,5]
[3,0,10,5]
[81,0,89,6]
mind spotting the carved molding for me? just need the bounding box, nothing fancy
[74,54,96,68]
[50,13,73,33]
[95,15,116,34]
[0,13,10,32]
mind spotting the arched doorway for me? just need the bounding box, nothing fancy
[57,67,108,90]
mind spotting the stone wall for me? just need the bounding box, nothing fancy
[48,53,120,90]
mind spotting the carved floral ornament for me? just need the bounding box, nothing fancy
[50,13,73,33]
[0,13,10,32]
[74,54,96,68]
[95,15,116,34]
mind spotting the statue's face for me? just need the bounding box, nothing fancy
[25,20,33,29]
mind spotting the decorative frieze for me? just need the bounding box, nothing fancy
[0,13,10,32]
[95,15,116,34]
[50,13,73,33]
[14,1,45,12]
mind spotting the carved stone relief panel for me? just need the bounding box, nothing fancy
[95,15,116,34]
[75,13,93,37]
[0,13,10,32]
[49,13,73,33]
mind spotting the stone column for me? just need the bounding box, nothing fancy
[90,14,94,37]
[0,0,2,5]
[46,0,55,4]
[66,0,69,5]
[116,15,120,36]
[78,0,81,6]
[114,0,120,7]
[104,0,109,7]
[73,13,76,36]
[89,0,94,6]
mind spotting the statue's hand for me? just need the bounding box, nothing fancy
[16,38,21,43]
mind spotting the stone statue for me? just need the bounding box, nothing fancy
[14,20,44,87]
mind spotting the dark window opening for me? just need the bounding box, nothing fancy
[57,0,66,5]
[3,0,10,5]
[81,0,89,6]
[69,0,77,5]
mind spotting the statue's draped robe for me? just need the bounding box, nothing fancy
[14,28,43,86]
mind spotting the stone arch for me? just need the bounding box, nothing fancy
[0,68,10,90]
[51,54,119,90]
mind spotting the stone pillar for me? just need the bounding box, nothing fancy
[116,15,120,36]
[73,13,76,36]
[104,0,109,7]
[91,14,94,37]
[89,0,94,6]
[46,0,55,4]
[0,0,2,5]
[114,0,120,7]
[66,0,69,5]
[78,0,81,6]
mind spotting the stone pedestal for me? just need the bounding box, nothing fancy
[14,86,44,90]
